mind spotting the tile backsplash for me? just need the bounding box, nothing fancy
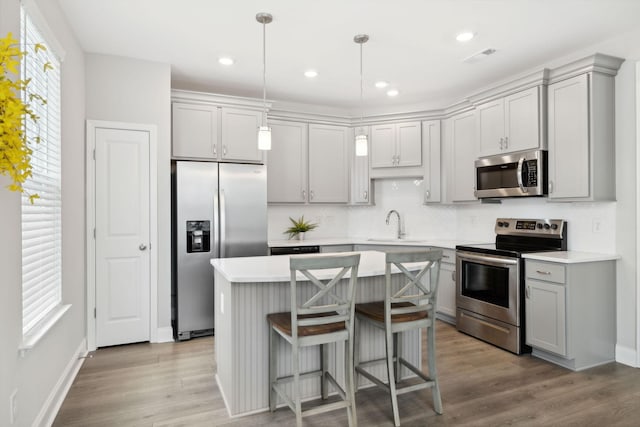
[268,178,616,253]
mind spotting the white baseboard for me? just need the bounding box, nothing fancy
[33,338,87,427]
[615,343,638,367]
[155,326,174,343]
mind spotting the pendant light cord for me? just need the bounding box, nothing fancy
[262,21,267,127]
[359,41,364,130]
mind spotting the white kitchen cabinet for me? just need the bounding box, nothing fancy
[524,258,616,371]
[371,121,422,168]
[351,127,372,204]
[547,72,616,201]
[446,110,478,202]
[435,248,456,323]
[220,107,263,163]
[172,102,219,159]
[267,120,308,203]
[422,120,441,203]
[308,124,349,203]
[476,87,543,157]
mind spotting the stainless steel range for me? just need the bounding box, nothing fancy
[455,218,567,354]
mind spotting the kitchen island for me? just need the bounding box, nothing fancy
[211,250,427,417]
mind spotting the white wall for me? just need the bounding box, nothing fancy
[0,0,87,425]
[85,54,172,335]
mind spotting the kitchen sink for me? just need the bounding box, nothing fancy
[366,238,426,243]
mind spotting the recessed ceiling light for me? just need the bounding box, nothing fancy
[218,57,234,66]
[387,89,399,97]
[304,70,318,78]
[375,81,389,89]
[456,31,475,42]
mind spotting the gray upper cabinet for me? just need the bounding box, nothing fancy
[371,121,422,168]
[171,97,264,163]
[267,120,308,203]
[422,120,441,204]
[476,86,543,157]
[308,124,349,203]
[172,102,219,159]
[351,127,372,204]
[445,110,478,202]
[547,67,618,201]
[220,107,263,163]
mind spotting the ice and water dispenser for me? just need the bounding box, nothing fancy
[186,220,210,253]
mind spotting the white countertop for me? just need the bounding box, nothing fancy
[523,251,621,264]
[268,237,476,250]
[211,250,433,283]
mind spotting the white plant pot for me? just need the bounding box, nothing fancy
[297,232,306,241]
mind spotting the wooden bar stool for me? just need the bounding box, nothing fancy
[267,253,361,427]
[354,249,443,426]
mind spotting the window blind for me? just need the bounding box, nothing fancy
[21,8,62,336]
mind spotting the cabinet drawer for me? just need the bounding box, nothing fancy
[526,261,565,284]
[439,248,455,264]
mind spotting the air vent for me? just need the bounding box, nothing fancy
[463,48,497,64]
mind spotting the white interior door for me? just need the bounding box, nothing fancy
[95,127,151,347]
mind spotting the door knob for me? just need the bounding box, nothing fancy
[139,244,147,251]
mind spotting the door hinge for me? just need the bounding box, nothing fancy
[94,307,96,318]
[93,149,95,160]
[93,228,96,239]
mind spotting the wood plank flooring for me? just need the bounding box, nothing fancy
[54,321,640,426]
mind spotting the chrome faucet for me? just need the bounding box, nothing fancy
[385,209,405,239]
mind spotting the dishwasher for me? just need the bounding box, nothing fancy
[269,245,320,256]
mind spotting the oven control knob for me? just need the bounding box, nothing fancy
[497,221,504,227]
[536,223,543,229]
[551,223,558,230]
[503,222,509,227]
[544,224,551,230]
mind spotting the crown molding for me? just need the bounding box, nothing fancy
[548,53,625,84]
[171,89,272,111]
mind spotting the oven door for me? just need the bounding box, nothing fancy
[456,250,520,326]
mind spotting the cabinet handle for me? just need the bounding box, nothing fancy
[223,145,227,156]
[425,190,431,200]
[309,190,315,200]
[451,270,456,281]
[504,136,509,149]
[536,270,552,275]
[499,137,504,150]
[442,254,450,259]
[213,145,217,157]
[301,190,307,201]
[363,191,368,200]
[526,286,530,299]
[549,180,554,194]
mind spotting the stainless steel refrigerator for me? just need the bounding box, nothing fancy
[172,161,268,340]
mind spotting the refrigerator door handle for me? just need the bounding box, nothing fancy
[213,190,220,259]
[219,189,226,258]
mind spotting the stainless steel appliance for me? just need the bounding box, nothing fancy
[455,218,567,354]
[475,149,547,199]
[172,161,268,340]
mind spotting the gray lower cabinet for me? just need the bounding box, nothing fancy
[525,259,615,371]
[320,244,354,253]
[435,248,456,324]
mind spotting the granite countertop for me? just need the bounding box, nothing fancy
[268,237,477,250]
[211,250,433,283]
[523,251,621,264]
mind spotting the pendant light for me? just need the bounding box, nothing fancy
[256,12,272,150]
[354,34,369,157]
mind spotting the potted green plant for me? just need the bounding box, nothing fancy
[284,216,318,240]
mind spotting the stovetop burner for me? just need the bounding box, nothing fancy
[457,218,567,256]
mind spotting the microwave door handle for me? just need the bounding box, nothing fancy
[516,157,527,193]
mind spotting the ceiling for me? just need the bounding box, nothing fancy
[58,0,640,112]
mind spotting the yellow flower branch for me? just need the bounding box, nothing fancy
[0,32,48,203]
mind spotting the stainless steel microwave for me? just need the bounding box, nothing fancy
[475,149,547,199]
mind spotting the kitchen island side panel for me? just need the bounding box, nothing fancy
[219,273,421,416]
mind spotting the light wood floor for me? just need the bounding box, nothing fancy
[54,321,640,426]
